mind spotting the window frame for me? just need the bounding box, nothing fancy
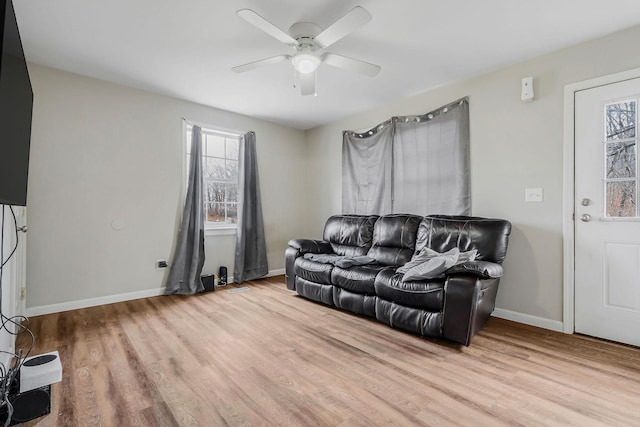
[602,97,639,219]
[183,120,242,233]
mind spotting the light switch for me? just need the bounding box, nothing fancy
[525,188,543,202]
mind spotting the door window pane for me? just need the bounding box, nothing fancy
[606,141,636,178]
[606,181,636,217]
[605,100,636,140]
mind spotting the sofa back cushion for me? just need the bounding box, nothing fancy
[323,215,379,256]
[415,215,512,264]
[367,214,423,266]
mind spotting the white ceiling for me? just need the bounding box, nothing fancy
[13,0,640,130]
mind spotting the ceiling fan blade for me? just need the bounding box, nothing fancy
[322,53,381,77]
[232,55,291,73]
[236,9,297,45]
[314,6,372,48]
[299,71,316,96]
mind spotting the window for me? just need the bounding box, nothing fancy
[604,99,638,217]
[185,124,240,228]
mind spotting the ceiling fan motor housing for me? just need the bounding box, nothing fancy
[289,22,322,43]
[289,22,323,73]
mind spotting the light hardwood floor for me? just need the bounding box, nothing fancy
[16,276,640,426]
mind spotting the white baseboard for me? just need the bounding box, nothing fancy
[25,268,287,317]
[266,268,285,277]
[25,287,166,317]
[492,308,564,333]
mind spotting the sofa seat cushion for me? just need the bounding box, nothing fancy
[331,265,390,295]
[294,257,334,285]
[374,268,444,311]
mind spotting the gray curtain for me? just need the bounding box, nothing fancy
[234,131,268,283]
[342,97,470,216]
[342,122,394,214]
[165,125,205,295]
[393,98,470,214]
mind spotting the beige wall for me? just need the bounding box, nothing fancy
[26,65,307,310]
[305,25,640,323]
[25,24,640,322]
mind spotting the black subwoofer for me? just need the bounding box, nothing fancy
[0,385,51,426]
[201,274,215,292]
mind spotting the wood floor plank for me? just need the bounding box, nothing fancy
[13,276,640,426]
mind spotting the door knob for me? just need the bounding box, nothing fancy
[580,214,591,222]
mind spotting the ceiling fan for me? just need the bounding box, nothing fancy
[232,6,381,96]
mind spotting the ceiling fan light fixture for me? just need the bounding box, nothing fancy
[293,53,321,74]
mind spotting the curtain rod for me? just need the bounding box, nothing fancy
[344,96,468,138]
[182,117,247,137]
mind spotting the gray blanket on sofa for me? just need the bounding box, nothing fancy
[303,253,376,268]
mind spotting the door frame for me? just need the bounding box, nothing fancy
[15,206,26,317]
[562,67,640,334]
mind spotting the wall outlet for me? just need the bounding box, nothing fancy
[156,260,168,269]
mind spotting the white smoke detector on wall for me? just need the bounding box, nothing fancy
[521,77,534,102]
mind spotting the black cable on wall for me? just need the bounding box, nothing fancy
[0,205,34,426]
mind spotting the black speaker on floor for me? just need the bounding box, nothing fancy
[0,384,51,426]
[219,266,227,286]
[201,274,215,292]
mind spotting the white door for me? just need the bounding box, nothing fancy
[575,78,640,346]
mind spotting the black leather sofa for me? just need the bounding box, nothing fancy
[285,214,512,346]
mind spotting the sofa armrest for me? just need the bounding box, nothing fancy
[446,261,503,279]
[288,239,333,255]
[442,276,500,346]
[285,239,333,291]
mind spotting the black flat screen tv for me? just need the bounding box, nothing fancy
[0,0,32,206]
